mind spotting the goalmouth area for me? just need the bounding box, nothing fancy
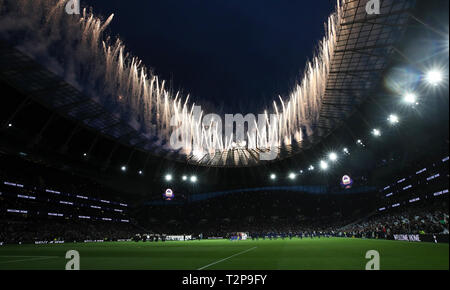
[0,238,448,270]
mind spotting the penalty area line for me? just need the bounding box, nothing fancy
[197,246,258,270]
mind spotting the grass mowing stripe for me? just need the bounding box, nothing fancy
[197,246,258,270]
[0,255,59,258]
[0,256,58,264]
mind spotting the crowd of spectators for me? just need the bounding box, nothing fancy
[0,151,448,244]
[0,219,140,244]
[137,197,448,240]
[138,189,377,236]
[340,202,449,237]
[0,154,141,244]
[2,202,447,244]
[1,195,447,244]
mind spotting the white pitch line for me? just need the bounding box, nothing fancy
[0,256,58,264]
[197,246,257,270]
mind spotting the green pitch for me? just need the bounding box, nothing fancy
[0,238,448,270]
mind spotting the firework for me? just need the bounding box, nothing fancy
[0,0,342,162]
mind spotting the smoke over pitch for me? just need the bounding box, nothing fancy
[0,0,341,163]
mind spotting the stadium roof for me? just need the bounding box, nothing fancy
[185,0,418,166]
[0,0,417,168]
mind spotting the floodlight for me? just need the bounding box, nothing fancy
[403,93,417,104]
[320,160,329,170]
[329,152,338,162]
[372,129,381,137]
[425,69,444,86]
[388,114,399,125]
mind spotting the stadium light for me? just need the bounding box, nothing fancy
[83,153,87,157]
[403,92,417,104]
[320,160,329,171]
[299,170,304,174]
[182,175,188,181]
[343,148,350,155]
[425,69,444,86]
[190,176,198,183]
[372,129,381,137]
[329,152,338,162]
[288,173,296,180]
[8,123,12,127]
[388,114,399,125]
[270,174,277,180]
[165,174,173,181]
[308,165,315,171]
[138,170,143,175]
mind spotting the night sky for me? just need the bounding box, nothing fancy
[84,0,335,113]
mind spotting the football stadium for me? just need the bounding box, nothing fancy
[0,0,449,277]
